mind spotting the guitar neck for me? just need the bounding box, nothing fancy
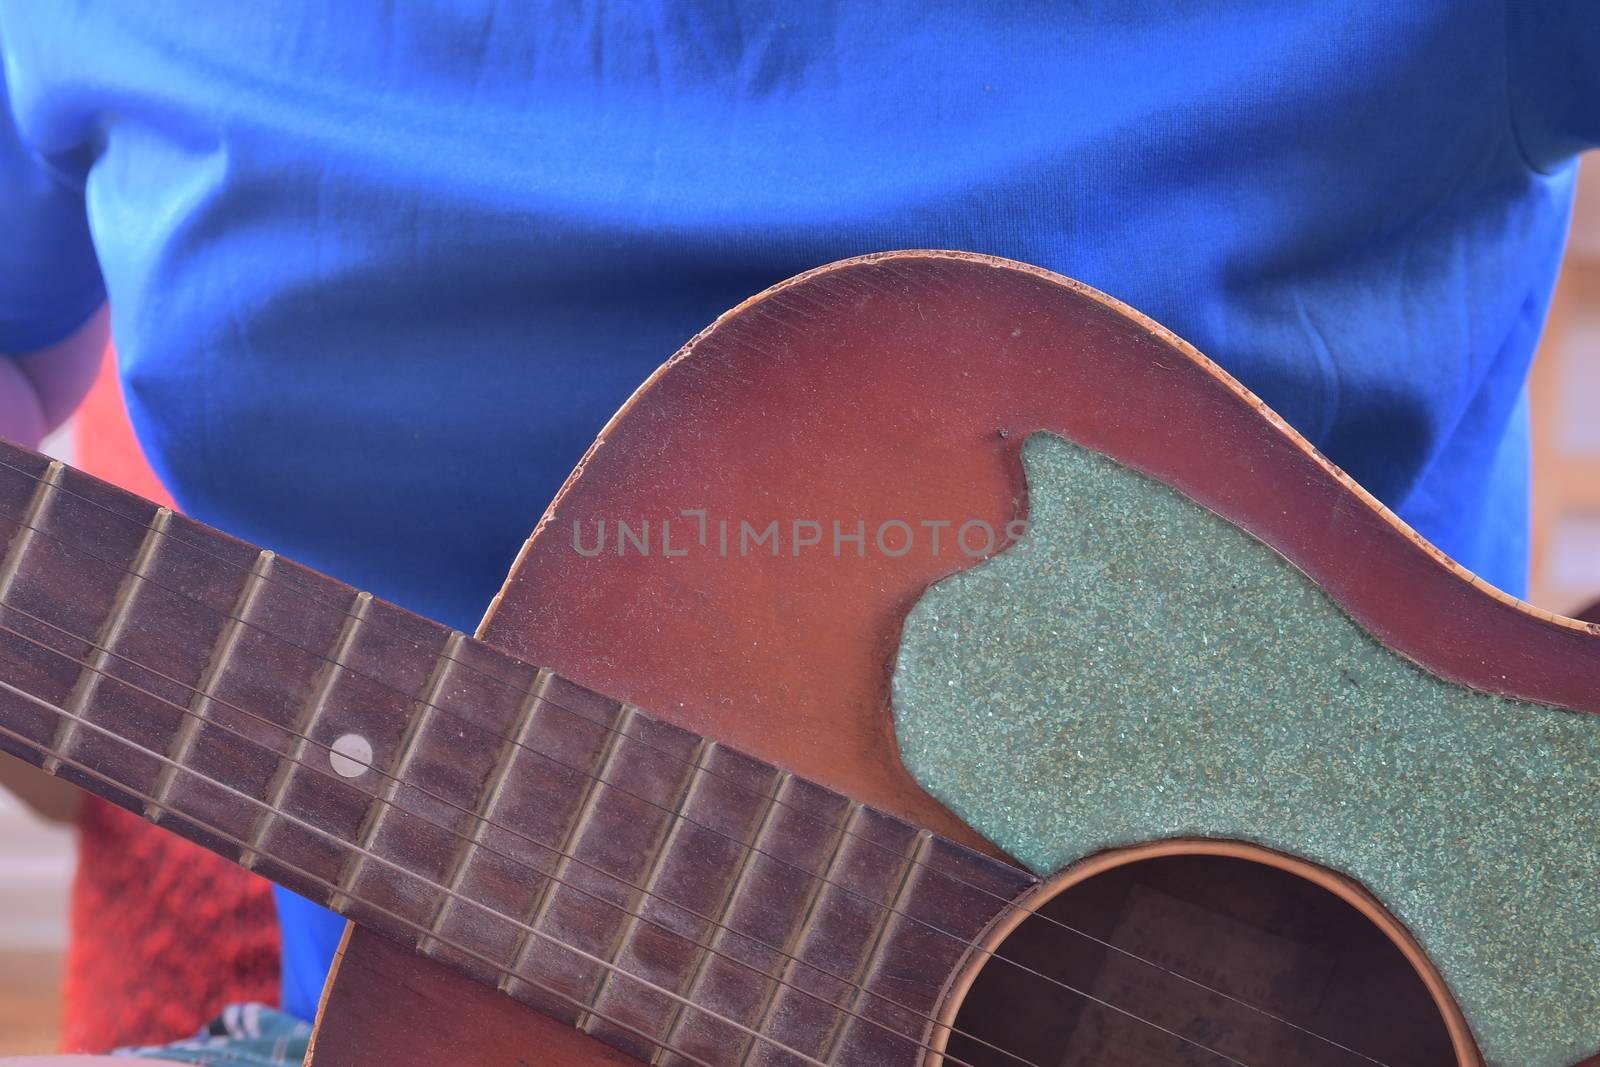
[0,437,1032,1066]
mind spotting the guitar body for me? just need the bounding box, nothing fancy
[3,251,1592,1065]
[306,252,1599,1066]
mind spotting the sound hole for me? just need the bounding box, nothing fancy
[949,853,1460,1066]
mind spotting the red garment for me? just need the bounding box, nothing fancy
[52,351,281,1051]
[59,798,280,1052]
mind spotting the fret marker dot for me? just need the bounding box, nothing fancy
[330,733,373,779]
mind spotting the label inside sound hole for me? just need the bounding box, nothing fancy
[1059,884,1342,1066]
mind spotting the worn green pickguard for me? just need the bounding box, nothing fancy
[892,432,1600,1067]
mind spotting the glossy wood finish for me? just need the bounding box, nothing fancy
[314,252,1598,1067]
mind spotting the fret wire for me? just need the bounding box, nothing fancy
[0,495,965,921]
[329,628,463,914]
[0,477,1057,896]
[0,483,1017,914]
[0,487,1389,1066]
[241,591,372,872]
[0,604,1311,1067]
[816,831,932,1064]
[0,572,1367,1067]
[500,703,635,1002]
[737,804,861,1067]
[43,505,172,774]
[0,673,858,1067]
[418,667,549,956]
[657,766,787,1060]
[3,670,1265,1067]
[149,549,275,821]
[0,469,888,840]
[0,704,819,1067]
[0,461,65,766]
[9,687,1262,1067]
[576,733,712,1036]
[3,662,1201,1067]
[0,459,62,601]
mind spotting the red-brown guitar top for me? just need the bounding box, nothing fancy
[2,251,1597,1066]
[301,252,1597,1066]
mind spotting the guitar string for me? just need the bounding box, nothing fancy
[0,671,1255,1067]
[0,700,815,1067]
[0,461,1401,1066]
[0,508,1403,1067]
[0,454,1401,1049]
[0,465,1407,1067]
[0,453,1393,1028]
[0,606,1054,1067]
[0,608,1398,1067]
[0,603,1335,1067]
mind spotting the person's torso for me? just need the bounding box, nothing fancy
[0,0,1576,1020]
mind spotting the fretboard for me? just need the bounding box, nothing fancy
[0,439,1034,1067]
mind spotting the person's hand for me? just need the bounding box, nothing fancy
[0,303,108,447]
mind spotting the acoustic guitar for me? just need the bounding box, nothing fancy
[0,252,1595,1067]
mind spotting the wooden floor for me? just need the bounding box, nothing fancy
[0,950,64,1056]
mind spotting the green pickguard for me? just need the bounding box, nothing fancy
[892,432,1600,1067]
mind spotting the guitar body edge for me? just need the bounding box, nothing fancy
[308,927,639,1067]
[307,251,1600,1067]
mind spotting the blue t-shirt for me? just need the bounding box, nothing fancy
[2,2,1596,1024]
